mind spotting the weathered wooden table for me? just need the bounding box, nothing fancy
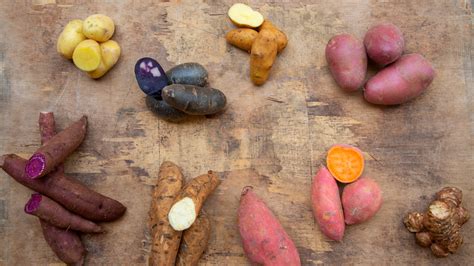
[1,0,472,265]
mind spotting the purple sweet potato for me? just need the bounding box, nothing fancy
[311,166,345,241]
[326,34,367,92]
[40,221,86,265]
[25,115,87,179]
[342,177,382,225]
[1,154,126,222]
[238,186,301,266]
[25,193,103,233]
[364,53,435,105]
[364,23,405,66]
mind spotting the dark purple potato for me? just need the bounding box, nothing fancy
[166,63,208,87]
[145,96,188,122]
[135,57,169,98]
[162,84,227,115]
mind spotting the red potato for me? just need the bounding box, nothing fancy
[364,53,435,105]
[25,193,103,233]
[238,186,301,266]
[342,177,382,225]
[311,166,345,241]
[40,221,86,265]
[326,34,367,92]
[26,116,87,179]
[364,23,405,66]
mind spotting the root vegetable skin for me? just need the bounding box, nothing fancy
[25,115,87,179]
[149,161,184,266]
[311,166,345,241]
[57,19,86,59]
[25,193,103,233]
[364,53,435,105]
[404,187,469,257]
[40,221,85,266]
[88,40,121,79]
[238,187,301,266]
[168,171,220,231]
[176,213,211,266]
[226,28,258,53]
[364,23,405,66]
[250,29,278,85]
[342,177,382,225]
[258,20,288,53]
[83,14,115,42]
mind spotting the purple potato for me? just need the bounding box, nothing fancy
[135,57,169,98]
[162,84,227,115]
[145,96,189,122]
[166,63,208,87]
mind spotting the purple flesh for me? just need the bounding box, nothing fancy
[25,193,42,214]
[25,153,46,179]
[134,57,169,98]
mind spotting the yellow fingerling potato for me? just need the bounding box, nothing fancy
[225,28,258,53]
[259,20,288,53]
[88,40,121,79]
[83,14,115,42]
[57,20,86,59]
[228,3,263,28]
[250,29,278,85]
[72,39,102,71]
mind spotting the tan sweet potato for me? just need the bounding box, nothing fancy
[250,29,278,86]
[364,53,435,105]
[176,212,211,266]
[168,171,220,231]
[311,166,345,241]
[326,34,367,92]
[226,28,258,53]
[258,20,288,53]
[342,177,382,225]
[149,161,184,266]
[238,186,301,266]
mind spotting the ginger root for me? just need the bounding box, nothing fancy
[404,187,469,257]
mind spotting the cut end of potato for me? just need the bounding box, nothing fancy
[73,40,102,72]
[168,197,196,231]
[228,3,264,28]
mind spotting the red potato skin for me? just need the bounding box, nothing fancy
[238,186,301,266]
[364,53,435,105]
[40,221,85,266]
[311,166,345,241]
[326,34,367,92]
[25,115,87,179]
[364,23,405,66]
[342,177,382,225]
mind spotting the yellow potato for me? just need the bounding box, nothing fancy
[72,39,101,71]
[250,29,277,86]
[225,28,258,53]
[57,19,86,59]
[259,20,288,53]
[88,40,121,79]
[83,14,115,42]
[228,3,263,28]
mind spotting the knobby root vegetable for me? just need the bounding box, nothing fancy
[175,212,211,266]
[228,3,264,28]
[161,84,227,115]
[149,161,184,266]
[311,166,345,241]
[168,171,220,231]
[82,14,115,42]
[364,53,435,105]
[342,177,382,225]
[57,19,86,59]
[226,28,259,53]
[88,40,121,79]
[72,40,102,71]
[146,96,188,123]
[258,20,288,53]
[250,29,278,85]
[326,144,364,183]
[40,221,86,266]
[25,193,103,233]
[25,115,87,179]
[326,34,367,92]
[1,154,126,222]
[238,186,301,266]
[166,63,209,87]
[364,23,404,66]
[404,187,469,257]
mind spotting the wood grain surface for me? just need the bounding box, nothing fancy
[0,0,473,265]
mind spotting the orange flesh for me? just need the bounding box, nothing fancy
[326,145,364,183]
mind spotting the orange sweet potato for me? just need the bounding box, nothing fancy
[311,166,345,241]
[342,177,382,225]
[238,186,301,266]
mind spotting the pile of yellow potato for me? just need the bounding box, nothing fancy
[57,14,121,79]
